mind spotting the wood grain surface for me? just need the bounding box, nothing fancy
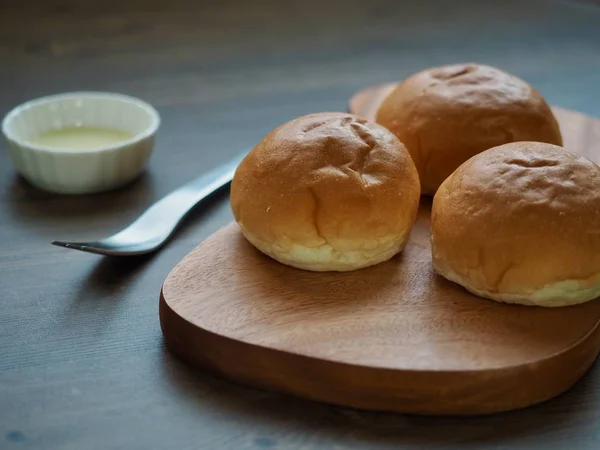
[160,193,600,414]
[2,0,600,448]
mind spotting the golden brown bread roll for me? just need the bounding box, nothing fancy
[431,141,600,307]
[376,63,563,195]
[230,112,421,271]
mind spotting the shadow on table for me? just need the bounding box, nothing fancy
[160,346,597,448]
[59,253,155,334]
[61,181,230,322]
[5,171,157,225]
[75,252,154,295]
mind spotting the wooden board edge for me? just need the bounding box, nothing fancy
[159,278,600,415]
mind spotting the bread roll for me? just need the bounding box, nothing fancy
[431,141,600,307]
[376,63,563,195]
[230,112,421,272]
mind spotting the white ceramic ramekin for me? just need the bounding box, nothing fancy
[1,91,160,194]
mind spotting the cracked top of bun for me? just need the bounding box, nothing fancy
[230,112,421,272]
[376,63,563,195]
[432,141,600,307]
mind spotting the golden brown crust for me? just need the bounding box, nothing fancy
[431,141,600,306]
[230,112,421,271]
[376,63,563,195]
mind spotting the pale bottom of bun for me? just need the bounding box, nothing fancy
[239,226,408,272]
[434,261,600,307]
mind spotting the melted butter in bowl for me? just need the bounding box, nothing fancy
[2,91,160,194]
[29,126,134,151]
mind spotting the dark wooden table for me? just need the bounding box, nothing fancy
[1,0,600,448]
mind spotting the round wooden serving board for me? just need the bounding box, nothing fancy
[160,84,600,415]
